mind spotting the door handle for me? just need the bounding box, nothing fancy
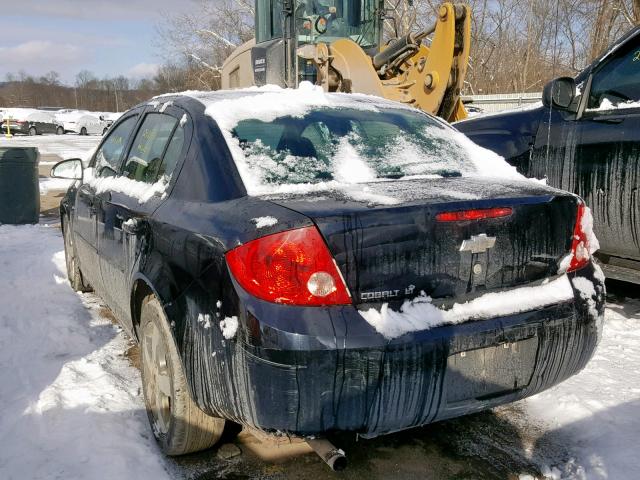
[122,218,144,235]
[592,116,624,124]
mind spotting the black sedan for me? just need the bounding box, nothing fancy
[0,109,61,135]
[51,89,605,458]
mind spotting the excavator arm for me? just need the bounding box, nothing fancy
[299,3,471,122]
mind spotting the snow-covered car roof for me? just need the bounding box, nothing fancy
[55,111,104,123]
[2,108,56,122]
[154,83,419,116]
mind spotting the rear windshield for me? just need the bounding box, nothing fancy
[231,107,475,188]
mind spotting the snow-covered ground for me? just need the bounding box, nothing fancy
[0,223,638,479]
[0,225,170,480]
[521,298,640,479]
[0,135,100,164]
[39,177,74,195]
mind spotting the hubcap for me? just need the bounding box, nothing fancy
[143,317,172,435]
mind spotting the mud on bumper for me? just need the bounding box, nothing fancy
[193,266,604,438]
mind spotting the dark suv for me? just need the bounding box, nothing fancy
[456,26,640,284]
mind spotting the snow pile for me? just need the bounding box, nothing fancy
[159,100,173,113]
[360,275,574,339]
[587,98,640,112]
[219,316,239,339]
[204,82,376,131]
[581,205,600,255]
[0,225,170,480]
[252,216,278,228]
[197,84,524,200]
[572,276,599,318]
[87,174,169,204]
[440,126,522,180]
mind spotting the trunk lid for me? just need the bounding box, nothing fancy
[264,177,577,305]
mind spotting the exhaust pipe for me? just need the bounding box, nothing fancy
[307,438,347,471]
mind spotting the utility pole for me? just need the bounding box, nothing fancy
[114,83,119,112]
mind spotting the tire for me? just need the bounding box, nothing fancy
[28,126,37,136]
[80,127,87,136]
[56,126,64,135]
[140,295,225,455]
[62,216,91,292]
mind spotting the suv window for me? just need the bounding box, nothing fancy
[123,113,178,183]
[588,43,640,110]
[94,116,138,177]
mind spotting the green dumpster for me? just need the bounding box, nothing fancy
[0,147,40,224]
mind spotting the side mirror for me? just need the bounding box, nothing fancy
[51,158,83,180]
[543,77,576,110]
[99,115,104,121]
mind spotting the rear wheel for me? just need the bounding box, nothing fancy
[56,126,64,135]
[62,217,91,292]
[28,126,37,136]
[80,127,87,136]
[140,295,225,455]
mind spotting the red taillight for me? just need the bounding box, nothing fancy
[436,207,513,222]
[567,203,591,272]
[225,226,351,306]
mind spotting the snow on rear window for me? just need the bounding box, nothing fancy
[204,84,523,197]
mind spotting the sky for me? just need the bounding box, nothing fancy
[0,0,198,85]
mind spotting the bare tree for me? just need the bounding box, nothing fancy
[152,0,640,95]
[156,0,254,90]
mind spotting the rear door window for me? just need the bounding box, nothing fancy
[158,121,185,180]
[123,113,179,183]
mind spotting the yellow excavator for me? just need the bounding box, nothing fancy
[221,1,470,122]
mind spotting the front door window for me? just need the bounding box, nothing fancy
[587,42,640,111]
[94,116,138,177]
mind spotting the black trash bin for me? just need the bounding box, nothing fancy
[0,147,40,224]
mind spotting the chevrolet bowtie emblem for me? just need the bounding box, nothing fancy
[459,234,496,254]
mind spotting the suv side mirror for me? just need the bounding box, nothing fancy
[51,158,83,180]
[543,77,576,110]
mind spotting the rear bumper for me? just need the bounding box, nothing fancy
[190,265,605,437]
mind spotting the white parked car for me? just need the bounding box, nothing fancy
[55,110,110,136]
